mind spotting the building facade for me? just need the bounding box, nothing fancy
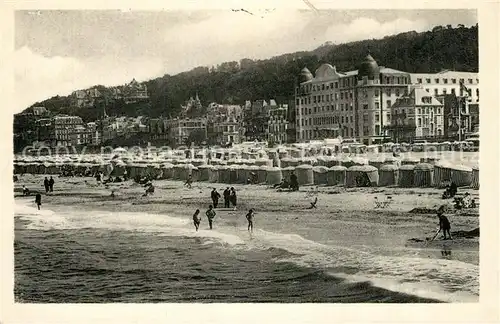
[268,104,288,144]
[295,55,411,145]
[166,117,207,146]
[410,71,479,103]
[53,115,84,146]
[295,55,479,145]
[387,85,445,142]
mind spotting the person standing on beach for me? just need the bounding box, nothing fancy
[230,187,237,211]
[35,193,42,210]
[184,174,193,189]
[436,207,452,240]
[206,205,216,230]
[193,209,201,231]
[43,177,49,193]
[246,209,255,232]
[49,176,55,192]
[223,187,231,208]
[211,188,221,208]
[290,171,299,191]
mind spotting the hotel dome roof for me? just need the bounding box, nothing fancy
[358,54,380,80]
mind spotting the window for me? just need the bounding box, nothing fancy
[341,104,344,111]
[395,89,400,96]
[350,116,353,123]
[426,78,431,83]
[363,114,369,123]
[341,116,344,123]
[452,79,457,84]
[335,82,338,89]
[340,92,344,100]
[435,78,440,84]
[468,79,473,84]
[375,125,380,135]
[375,102,380,109]
[443,89,447,95]
[386,100,392,108]
[425,107,429,114]
[350,104,353,111]
[434,89,438,96]
[426,88,430,93]
[417,78,422,83]
[459,78,464,84]
[375,89,380,96]
[375,114,380,122]
[322,84,325,90]
[476,88,479,97]
[451,88,456,95]
[437,107,441,114]
[386,88,391,96]
[335,93,338,100]
[418,118,422,127]
[386,113,391,122]
[350,92,353,99]
[330,82,333,88]
[444,79,448,84]
[363,104,368,110]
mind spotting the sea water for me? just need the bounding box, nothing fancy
[14,200,478,303]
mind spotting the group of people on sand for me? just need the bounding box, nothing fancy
[43,177,55,193]
[210,187,237,210]
[191,187,254,232]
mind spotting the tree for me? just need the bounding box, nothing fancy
[185,129,207,147]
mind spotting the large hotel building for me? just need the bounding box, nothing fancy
[294,54,478,144]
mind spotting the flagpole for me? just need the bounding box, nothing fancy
[458,96,462,142]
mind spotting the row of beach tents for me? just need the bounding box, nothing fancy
[13,156,479,190]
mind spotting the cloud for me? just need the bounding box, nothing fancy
[14,47,164,113]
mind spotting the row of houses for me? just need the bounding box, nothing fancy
[71,78,149,108]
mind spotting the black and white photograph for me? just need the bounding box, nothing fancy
[2,2,500,323]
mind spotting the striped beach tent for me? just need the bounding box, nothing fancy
[265,167,283,185]
[414,163,434,187]
[433,161,453,188]
[450,165,473,187]
[398,164,415,188]
[295,164,314,186]
[378,164,399,187]
[345,165,379,187]
[327,165,347,186]
[471,166,479,189]
[313,166,329,185]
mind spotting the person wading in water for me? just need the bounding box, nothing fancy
[246,209,255,232]
[193,209,201,231]
[206,205,216,230]
[35,193,42,210]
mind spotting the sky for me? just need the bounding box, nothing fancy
[14,9,477,113]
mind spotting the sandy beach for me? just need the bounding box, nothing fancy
[14,174,479,303]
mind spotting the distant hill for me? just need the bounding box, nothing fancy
[24,24,478,122]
